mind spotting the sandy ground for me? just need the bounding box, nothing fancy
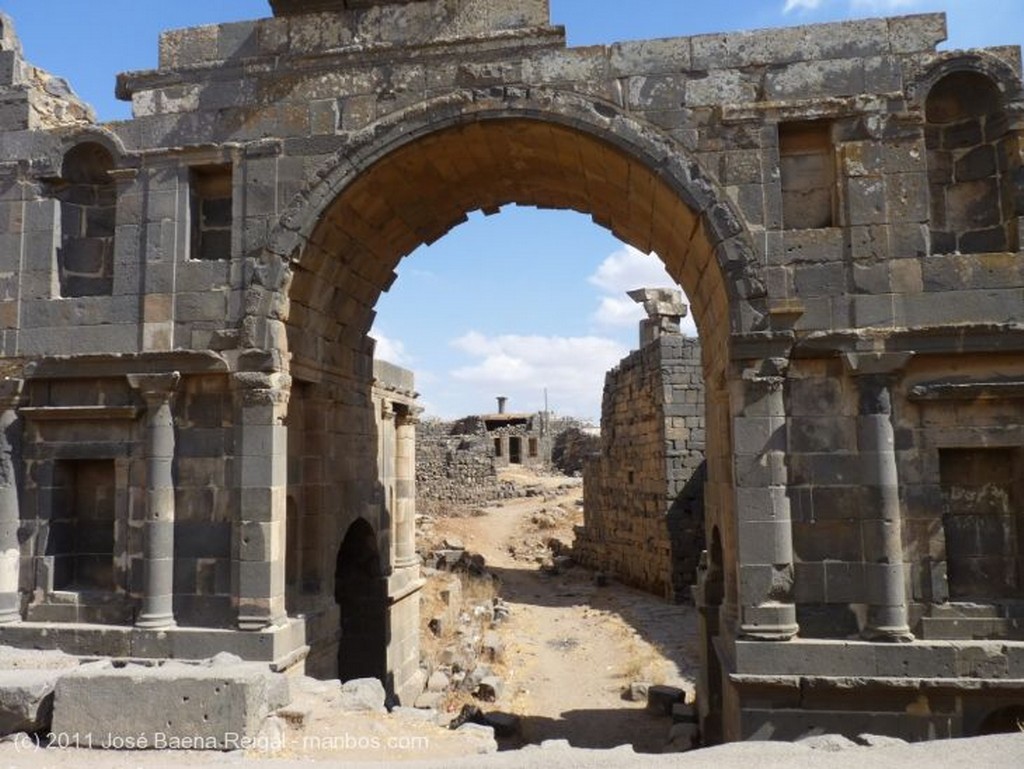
[425,467,698,752]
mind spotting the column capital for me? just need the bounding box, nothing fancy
[231,371,291,409]
[842,352,914,378]
[127,372,181,402]
[396,412,421,428]
[741,357,789,393]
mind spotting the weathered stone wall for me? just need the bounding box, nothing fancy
[416,418,503,512]
[417,413,586,513]
[577,334,705,601]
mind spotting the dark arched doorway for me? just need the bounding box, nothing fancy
[335,518,388,686]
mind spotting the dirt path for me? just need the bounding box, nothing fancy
[428,469,701,753]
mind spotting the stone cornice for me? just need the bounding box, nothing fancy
[23,351,229,380]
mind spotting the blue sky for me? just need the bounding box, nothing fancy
[4,1,1022,420]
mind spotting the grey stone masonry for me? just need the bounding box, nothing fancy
[0,0,1022,747]
[577,291,705,602]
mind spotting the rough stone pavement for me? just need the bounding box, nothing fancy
[0,733,1021,769]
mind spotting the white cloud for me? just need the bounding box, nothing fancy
[593,295,646,329]
[449,332,629,419]
[588,245,676,329]
[784,0,922,13]
[587,245,697,337]
[370,331,410,366]
[783,0,824,11]
[588,245,674,295]
[851,0,920,11]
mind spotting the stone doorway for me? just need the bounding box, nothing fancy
[335,519,388,687]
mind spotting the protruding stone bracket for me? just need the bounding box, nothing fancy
[629,287,689,347]
[127,372,181,630]
[842,352,915,643]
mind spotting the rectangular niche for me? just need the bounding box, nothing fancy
[189,164,233,261]
[940,447,1023,601]
[779,121,835,230]
[50,459,117,592]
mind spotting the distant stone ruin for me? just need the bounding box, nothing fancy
[416,400,589,513]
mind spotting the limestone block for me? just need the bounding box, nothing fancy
[338,677,387,712]
[52,659,290,750]
[0,669,64,736]
[646,684,685,716]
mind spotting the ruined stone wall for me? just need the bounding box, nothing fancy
[416,418,502,513]
[577,335,705,601]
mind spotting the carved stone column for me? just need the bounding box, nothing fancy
[844,353,914,641]
[233,371,290,630]
[0,379,24,624]
[734,358,799,640]
[394,408,419,568]
[128,372,181,629]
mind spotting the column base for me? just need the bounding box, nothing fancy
[740,603,799,640]
[237,612,288,631]
[864,606,913,642]
[740,625,800,641]
[136,614,176,630]
[861,625,915,642]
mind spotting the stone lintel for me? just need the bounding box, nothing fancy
[908,379,1024,401]
[729,331,795,364]
[25,351,228,380]
[19,406,142,422]
[792,325,1024,359]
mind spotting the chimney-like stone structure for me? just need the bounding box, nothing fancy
[628,288,688,347]
[496,396,507,414]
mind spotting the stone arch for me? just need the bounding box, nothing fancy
[250,89,765,363]
[263,91,763,698]
[335,517,387,686]
[915,54,1024,255]
[975,704,1024,736]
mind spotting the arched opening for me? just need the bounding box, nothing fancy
[273,106,753,722]
[335,518,388,686]
[975,704,1024,735]
[926,70,1019,254]
[52,142,117,297]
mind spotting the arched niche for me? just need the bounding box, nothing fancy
[53,142,117,297]
[926,70,1020,255]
